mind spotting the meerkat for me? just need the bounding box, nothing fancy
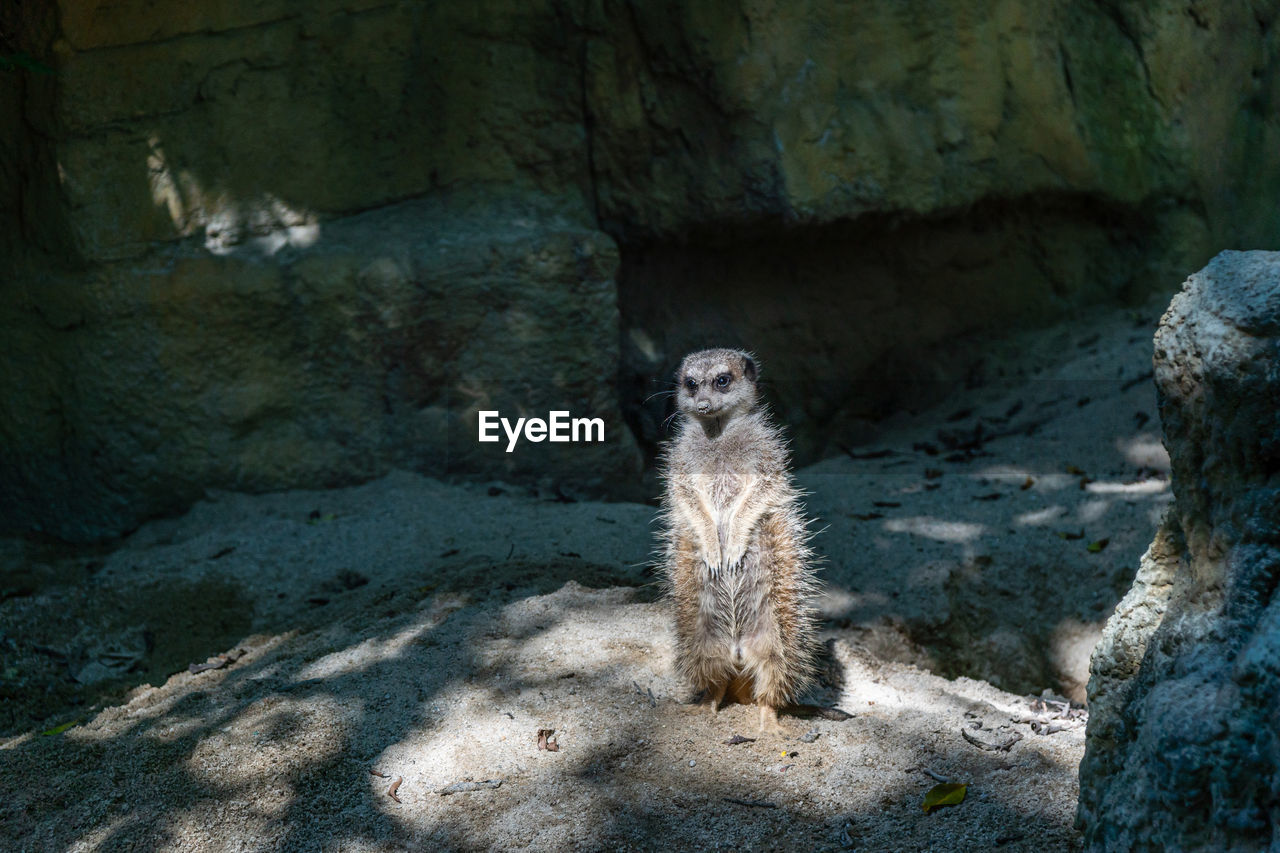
[658,348,820,733]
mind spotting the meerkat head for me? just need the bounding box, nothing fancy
[675,348,759,422]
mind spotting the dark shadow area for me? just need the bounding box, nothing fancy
[0,542,654,740]
[799,358,1171,700]
[0,548,652,850]
[618,191,1195,467]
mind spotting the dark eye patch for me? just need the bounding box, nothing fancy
[714,373,731,390]
[684,377,697,392]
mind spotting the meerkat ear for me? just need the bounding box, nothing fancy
[742,355,758,381]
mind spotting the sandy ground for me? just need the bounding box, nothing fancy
[0,303,1172,851]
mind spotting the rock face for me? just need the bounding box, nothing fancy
[0,199,640,541]
[2,2,1279,539]
[1078,251,1280,850]
[609,1,1280,456]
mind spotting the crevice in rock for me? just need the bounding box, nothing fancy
[1059,41,1077,107]
[573,8,603,229]
[1091,0,1162,108]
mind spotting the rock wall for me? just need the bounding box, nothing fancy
[1078,251,1280,850]
[608,0,1280,456]
[2,1,1279,539]
[25,0,595,262]
[589,1,1277,238]
[0,199,637,541]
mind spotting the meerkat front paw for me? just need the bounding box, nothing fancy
[700,537,724,577]
[722,545,747,572]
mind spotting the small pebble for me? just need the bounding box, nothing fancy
[689,760,696,767]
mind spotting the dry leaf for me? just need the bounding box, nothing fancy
[39,719,81,737]
[922,782,967,813]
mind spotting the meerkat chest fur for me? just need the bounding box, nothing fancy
[680,417,787,526]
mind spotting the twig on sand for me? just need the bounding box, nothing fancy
[369,768,390,779]
[1031,719,1081,735]
[387,776,403,803]
[922,768,952,784]
[633,681,657,707]
[724,797,778,809]
[188,649,245,674]
[437,779,503,795]
[961,728,1023,752]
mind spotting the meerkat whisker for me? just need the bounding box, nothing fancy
[643,388,677,404]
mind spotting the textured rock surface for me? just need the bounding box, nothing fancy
[10,1,1280,262]
[26,0,594,262]
[610,0,1280,455]
[2,1,1279,539]
[0,198,640,541]
[1078,251,1280,850]
[588,1,1279,239]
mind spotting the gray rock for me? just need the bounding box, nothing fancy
[1078,251,1280,850]
[0,198,641,542]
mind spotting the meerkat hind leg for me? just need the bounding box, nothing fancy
[758,703,786,734]
[705,681,728,715]
[740,634,790,734]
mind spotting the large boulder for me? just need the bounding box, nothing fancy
[1078,251,1280,849]
[0,198,640,542]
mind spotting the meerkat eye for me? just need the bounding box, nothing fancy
[714,373,731,389]
[684,377,697,392]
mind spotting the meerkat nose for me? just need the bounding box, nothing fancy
[696,400,711,413]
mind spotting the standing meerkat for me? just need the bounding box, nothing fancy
[658,348,820,733]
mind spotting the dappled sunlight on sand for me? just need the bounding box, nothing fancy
[1016,505,1067,526]
[884,516,986,543]
[295,613,450,682]
[1085,479,1169,496]
[1116,433,1170,470]
[184,694,357,788]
